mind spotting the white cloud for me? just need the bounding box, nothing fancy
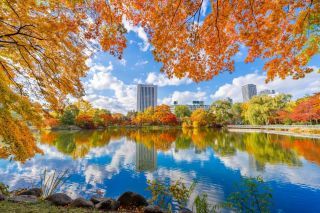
[161,91,207,105]
[122,18,150,52]
[135,60,149,66]
[211,70,320,102]
[201,0,210,16]
[84,61,136,113]
[145,72,193,87]
[164,147,211,163]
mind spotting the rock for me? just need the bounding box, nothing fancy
[95,198,119,211]
[70,197,94,208]
[46,193,72,206]
[179,208,193,213]
[90,196,109,205]
[117,191,148,207]
[18,188,42,197]
[8,195,38,203]
[143,205,165,213]
[0,194,6,201]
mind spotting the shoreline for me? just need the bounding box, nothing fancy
[228,128,320,139]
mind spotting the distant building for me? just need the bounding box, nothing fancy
[242,84,257,102]
[137,84,157,112]
[259,89,276,95]
[170,100,210,113]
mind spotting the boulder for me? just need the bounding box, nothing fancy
[117,191,148,207]
[143,205,165,213]
[95,198,120,211]
[8,195,38,203]
[90,196,109,205]
[46,193,72,206]
[0,194,6,201]
[70,197,94,208]
[18,188,42,197]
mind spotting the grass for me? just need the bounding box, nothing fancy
[41,169,69,199]
[0,201,99,213]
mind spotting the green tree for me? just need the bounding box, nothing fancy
[244,94,291,125]
[231,103,243,124]
[210,100,233,125]
[60,110,76,125]
[174,105,191,119]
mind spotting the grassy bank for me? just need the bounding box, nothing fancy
[0,201,100,213]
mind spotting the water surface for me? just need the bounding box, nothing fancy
[0,129,320,212]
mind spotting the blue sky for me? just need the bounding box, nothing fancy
[81,2,320,114]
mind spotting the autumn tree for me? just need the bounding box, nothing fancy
[190,109,214,128]
[174,105,191,119]
[244,94,291,125]
[210,100,233,125]
[154,105,178,125]
[290,93,320,124]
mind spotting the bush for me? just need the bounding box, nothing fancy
[75,114,95,129]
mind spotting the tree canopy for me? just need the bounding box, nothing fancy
[1,0,319,148]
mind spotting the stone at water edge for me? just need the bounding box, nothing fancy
[17,188,42,197]
[95,198,120,211]
[70,197,94,208]
[90,196,109,205]
[46,193,73,206]
[0,194,6,201]
[8,195,38,203]
[143,205,165,213]
[117,191,148,207]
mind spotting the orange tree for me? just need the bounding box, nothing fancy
[290,93,320,124]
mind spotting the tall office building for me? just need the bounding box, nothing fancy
[137,84,157,112]
[242,84,257,102]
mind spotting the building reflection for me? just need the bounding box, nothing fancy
[135,143,157,172]
[249,155,265,172]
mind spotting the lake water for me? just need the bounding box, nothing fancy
[1,129,320,212]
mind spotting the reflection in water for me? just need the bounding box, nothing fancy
[136,143,157,172]
[1,128,320,212]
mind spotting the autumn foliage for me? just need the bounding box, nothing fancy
[290,93,320,123]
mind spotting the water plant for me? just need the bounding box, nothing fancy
[147,178,196,211]
[223,176,272,213]
[192,176,272,213]
[0,182,9,196]
[40,169,69,199]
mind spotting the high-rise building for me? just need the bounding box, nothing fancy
[259,89,276,95]
[242,84,257,102]
[137,84,157,112]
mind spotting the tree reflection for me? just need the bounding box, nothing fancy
[40,130,114,159]
[3,128,319,168]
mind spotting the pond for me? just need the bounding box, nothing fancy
[1,128,320,212]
